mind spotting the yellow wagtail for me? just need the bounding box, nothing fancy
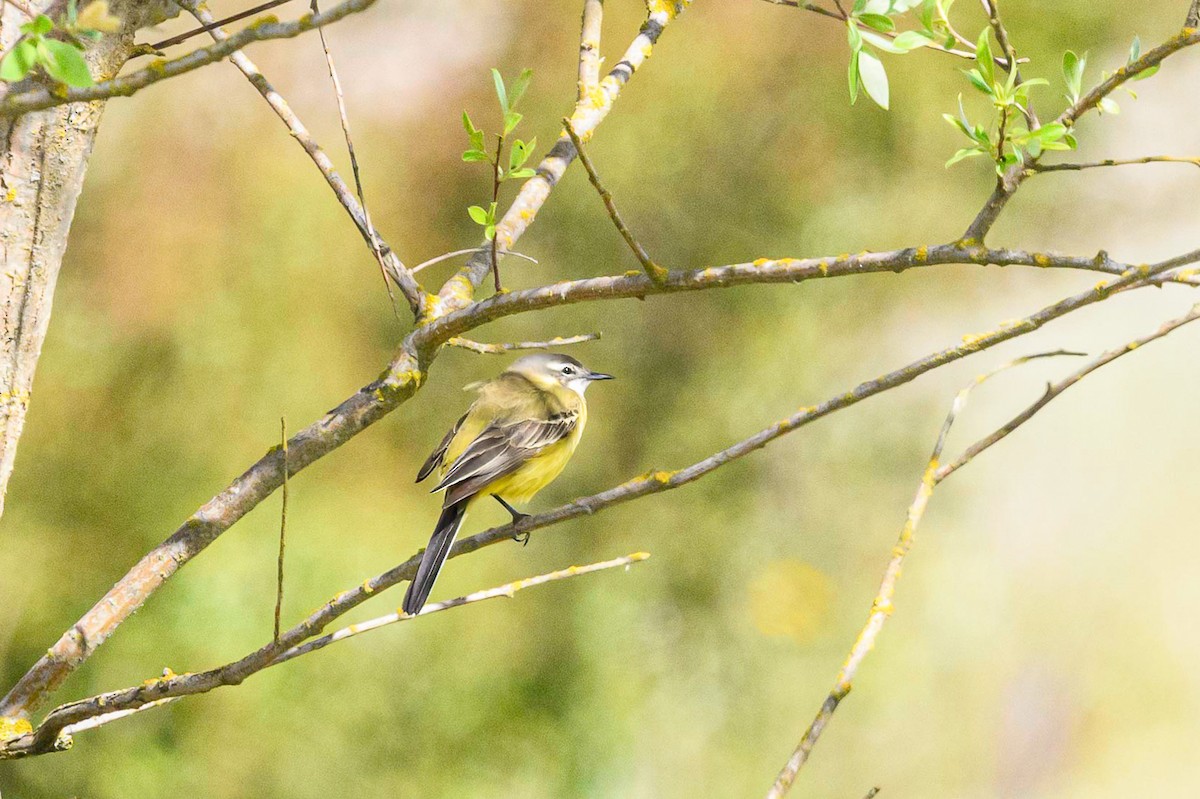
[402,353,614,614]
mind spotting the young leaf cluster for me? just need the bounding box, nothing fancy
[943,30,1071,174]
[463,68,537,241]
[0,0,119,88]
[844,0,962,111]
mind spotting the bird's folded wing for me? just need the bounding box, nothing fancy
[416,412,467,483]
[433,414,577,505]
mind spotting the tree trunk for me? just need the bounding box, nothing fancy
[0,0,177,519]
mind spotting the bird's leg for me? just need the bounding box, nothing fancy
[492,494,531,545]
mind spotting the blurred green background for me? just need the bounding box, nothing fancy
[3,1,1200,796]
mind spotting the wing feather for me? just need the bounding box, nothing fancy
[433,414,577,505]
[416,413,467,483]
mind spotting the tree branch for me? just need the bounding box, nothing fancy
[447,333,600,354]
[962,26,1200,243]
[430,3,686,316]
[0,0,381,118]
[4,553,650,756]
[563,116,668,284]
[179,0,428,316]
[577,0,604,99]
[767,299,1200,794]
[1030,155,1200,173]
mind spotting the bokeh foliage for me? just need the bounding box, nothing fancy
[2,1,1200,796]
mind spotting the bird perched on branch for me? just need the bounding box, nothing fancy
[402,353,614,615]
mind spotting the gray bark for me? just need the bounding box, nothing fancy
[0,0,177,518]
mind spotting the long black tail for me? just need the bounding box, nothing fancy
[403,501,468,615]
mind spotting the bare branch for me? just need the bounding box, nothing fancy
[5,554,649,756]
[1031,155,1200,173]
[1188,0,1200,29]
[578,0,604,99]
[178,0,428,316]
[766,350,1083,797]
[147,0,296,51]
[0,0,381,117]
[447,333,600,354]
[274,418,289,644]
[937,301,1200,479]
[563,117,668,284]
[411,248,538,275]
[309,0,400,315]
[273,552,650,665]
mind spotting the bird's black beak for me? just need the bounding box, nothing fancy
[587,372,615,381]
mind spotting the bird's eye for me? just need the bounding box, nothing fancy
[561,366,574,375]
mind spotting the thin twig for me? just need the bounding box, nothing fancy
[274,418,288,644]
[937,302,1200,478]
[431,3,685,315]
[562,117,668,285]
[309,0,399,316]
[490,133,505,292]
[147,0,297,51]
[273,552,650,665]
[447,333,600,354]
[577,0,604,100]
[177,0,429,317]
[1,0,36,18]
[411,248,537,275]
[768,302,1200,792]
[979,0,1039,127]
[1030,155,1200,173]
[765,350,1084,798]
[0,0,382,117]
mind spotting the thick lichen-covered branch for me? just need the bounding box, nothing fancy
[0,0,381,117]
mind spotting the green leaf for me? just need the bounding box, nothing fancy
[859,28,908,54]
[847,20,863,53]
[38,39,92,87]
[1062,49,1085,101]
[891,30,933,51]
[0,39,37,81]
[508,168,537,179]
[462,110,478,135]
[508,68,533,109]
[942,113,970,136]
[1097,96,1120,115]
[974,28,995,87]
[962,68,992,95]
[857,50,889,109]
[946,147,985,167]
[857,13,894,32]
[1029,122,1067,142]
[20,14,53,35]
[484,224,496,240]
[509,136,536,170]
[1062,133,1078,149]
[467,205,489,225]
[503,110,523,136]
[1128,35,1141,62]
[491,67,507,112]
[1129,64,1159,82]
[848,49,860,104]
[462,149,489,162]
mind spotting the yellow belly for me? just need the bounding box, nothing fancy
[481,430,581,505]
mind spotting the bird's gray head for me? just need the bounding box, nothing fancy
[506,353,614,396]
